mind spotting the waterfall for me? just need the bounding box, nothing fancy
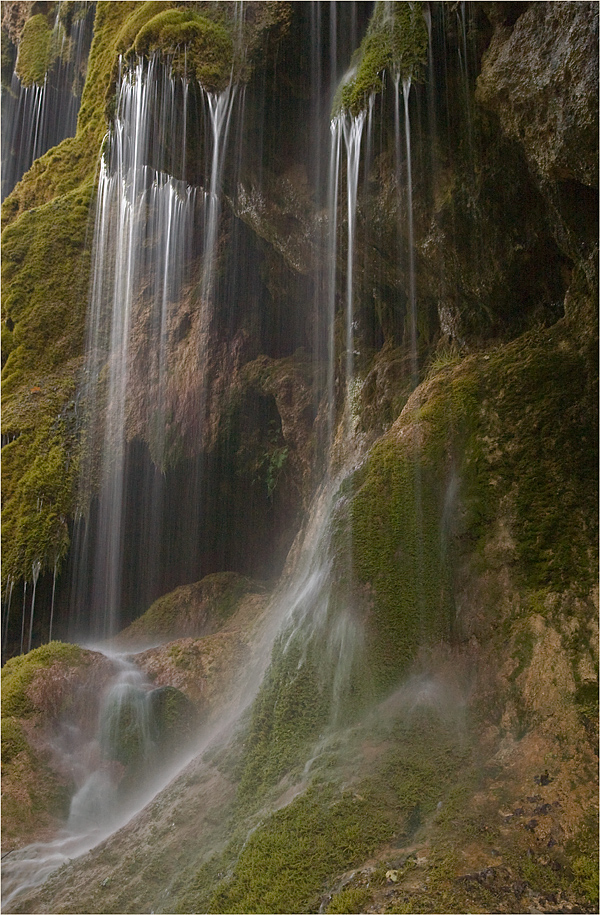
[19,581,27,655]
[402,76,418,385]
[328,108,365,445]
[72,58,238,639]
[342,111,366,402]
[326,120,342,455]
[2,576,14,662]
[48,560,58,643]
[1,3,95,201]
[26,561,41,653]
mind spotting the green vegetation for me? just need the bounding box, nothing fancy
[344,361,480,693]
[1,715,29,765]
[237,638,331,800]
[2,183,93,585]
[150,685,198,750]
[206,785,393,914]
[334,1,428,116]
[0,3,133,590]
[482,320,598,594]
[177,704,471,913]
[15,14,53,87]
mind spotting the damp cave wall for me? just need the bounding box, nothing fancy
[1,1,598,658]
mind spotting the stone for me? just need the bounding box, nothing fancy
[476,3,599,188]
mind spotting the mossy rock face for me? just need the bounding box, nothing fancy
[334,1,428,116]
[131,8,234,91]
[237,637,332,801]
[99,683,197,777]
[179,706,471,914]
[15,13,53,87]
[2,183,93,586]
[205,784,394,914]
[339,360,481,694]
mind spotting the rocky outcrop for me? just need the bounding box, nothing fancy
[477,3,599,189]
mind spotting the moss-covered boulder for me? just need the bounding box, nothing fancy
[130,578,270,726]
[1,641,114,849]
[115,571,266,646]
[148,684,198,755]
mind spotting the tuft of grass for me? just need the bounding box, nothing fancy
[327,885,372,913]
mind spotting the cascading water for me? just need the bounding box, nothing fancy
[329,111,366,422]
[1,3,95,201]
[1,653,161,908]
[71,57,238,638]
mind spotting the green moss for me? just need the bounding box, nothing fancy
[1,3,137,225]
[149,685,198,754]
[1,641,86,720]
[1,716,29,765]
[208,784,393,914]
[333,2,428,116]
[237,638,331,800]
[1,179,96,584]
[178,703,471,913]
[481,319,598,593]
[344,364,480,693]
[132,8,233,91]
[15,14,52,87]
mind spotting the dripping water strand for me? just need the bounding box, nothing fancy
[326,119,342,459]
[48,559,58,642]
[342,110,365,406]
[403,76,418,387]
[20,582,28,655]
[27,561,41,653]
[200,85,237,307]
[2,576,15,661]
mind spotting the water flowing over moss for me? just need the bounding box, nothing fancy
[333,1,428,115]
